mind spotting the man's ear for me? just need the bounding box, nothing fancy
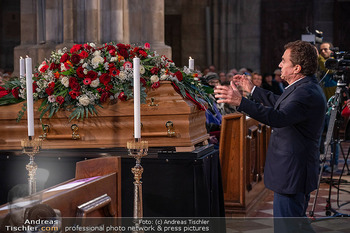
[294,64,301,73]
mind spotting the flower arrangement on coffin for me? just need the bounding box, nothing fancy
[0,42,213,122]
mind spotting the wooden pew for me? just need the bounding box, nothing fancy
[0,156,121,220]
[219,113,270,216]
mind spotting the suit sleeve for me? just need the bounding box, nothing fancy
[251,87,280,107]
[238,91,311,128]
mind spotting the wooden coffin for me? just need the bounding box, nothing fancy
[0,81,209,150]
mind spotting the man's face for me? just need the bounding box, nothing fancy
[320,43,332,59]
[279,48,299,84]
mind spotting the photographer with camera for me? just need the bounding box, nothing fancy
[214,41,326,230]
[318,42,337,100]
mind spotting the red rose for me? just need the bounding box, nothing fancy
[76,66,85,78]
[174,71,183,82]
[140,78,147,87]
[138,49,148,58]
[40,64,49,73]
[150,67,159,74]
[69,90,80,99]
[45,87,54,96]
[48,82,55,88]
[60,53,69,63]
[11,87,19,99]
[78,50,89,59]
[71,54,81,64]
[83,78,91,85]
[70,82,81,91]
[87,70,98,80]
[144,43,150,50]
[151,81,160,89]
[69,77,78,85]
[99,73,111,86]
[100,92,110,103]
[56,96,65,105]
[0,86,10,98]
[70,44,82,54]
[118,92,127,101]
[109,49,116,56]
[33,82,38,93]
[49,63,59,70]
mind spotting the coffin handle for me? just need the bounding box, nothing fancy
[141,121,176,137]
[39,124,81,140]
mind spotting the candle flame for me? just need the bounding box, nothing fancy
[20,56,23,59]
[189,56,192,59]
[26,55,29,58]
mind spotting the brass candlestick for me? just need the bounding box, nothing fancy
[127,139,148,219]
[21,137,42,195]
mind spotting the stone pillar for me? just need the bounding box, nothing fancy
[56,0,75,50]
[110,0,124,42]
[13,0,38,76]
[63,0,74,43]
[123,0,171,58]
[85,0,99,43]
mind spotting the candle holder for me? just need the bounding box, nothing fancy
[21,137,42,195]
[127,139,148,220]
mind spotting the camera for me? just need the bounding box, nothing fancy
[301,27,323,44]
[324,48,350,84]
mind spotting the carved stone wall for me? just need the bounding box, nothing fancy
[13,0,171,76]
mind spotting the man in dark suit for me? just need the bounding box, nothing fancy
[214,40,326,219]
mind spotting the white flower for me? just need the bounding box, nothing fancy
[119,71,127,81]
[90,79,99,88]
[61,63,67,71]
[83,69,88,75]
[150,75,159,83]
[79,95,90,106]
[93,50,101,56]
[82,63,88,68]
[48,95,56,103]
[60,76,69,87]
[110,57,117,62]
[140,66,145,74]
[104,62,109,70]
[91,55,104,69]
[160,74,168,80]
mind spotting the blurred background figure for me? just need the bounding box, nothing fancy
[252,72,262,87]
[262,73,282,95]
[274,68,287,92]
[206,72,221,87]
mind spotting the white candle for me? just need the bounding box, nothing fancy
[133,57,141,139]
[189,57,194,70]
[25,56,34,137]
[20,57,25,78]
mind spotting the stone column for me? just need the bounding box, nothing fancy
[110,0,124,42]
[85,0,99,43]
[13,0,38,76]
[123,0,171,58]
[56,0,75,50]
[63,0,74,43]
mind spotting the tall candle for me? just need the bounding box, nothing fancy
[189,57,194,70]
[20,57,25,78]
[133,57,141,139]
[25,56,34,137]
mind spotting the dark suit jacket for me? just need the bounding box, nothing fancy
[238,76,326,194]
